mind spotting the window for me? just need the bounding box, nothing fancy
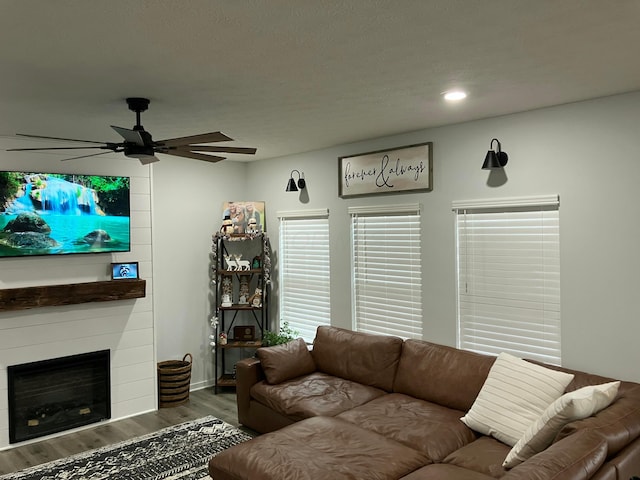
[453,195,561,364]
[278,209,331,343]
[349,204,422,339]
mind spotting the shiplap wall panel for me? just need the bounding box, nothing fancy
[0,160,155,449]
[112,377,155,403]
[111,396,155,420]
[0,311,151,350]
[111,344,155,369]
[112,360,155,385]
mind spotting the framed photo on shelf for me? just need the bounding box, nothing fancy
[233,325,256,341]
[221,201,265,234]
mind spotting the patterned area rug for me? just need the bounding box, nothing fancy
[0,416,252,480]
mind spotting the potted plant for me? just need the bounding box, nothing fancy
[262,321,300,347]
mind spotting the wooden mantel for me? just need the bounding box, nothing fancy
[0,279,146,312]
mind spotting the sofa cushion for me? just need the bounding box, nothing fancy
[443,436,510,479]
[256,337,316,384]
[460,352,574,446]
[337,393,477,461]
[400,464,498,480]
[311,326,403,392]
[503,381,620,468]
[394,340,495,412]
[208,416,431,480]
[250,371,386,420]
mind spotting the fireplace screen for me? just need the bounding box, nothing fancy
[8,350,111,443]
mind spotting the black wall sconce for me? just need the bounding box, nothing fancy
[286,169,306,192]
[482,138,509,170]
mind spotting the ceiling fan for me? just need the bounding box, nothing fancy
[7,97,257,165]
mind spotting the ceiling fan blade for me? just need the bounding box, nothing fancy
[7,146,110,152]
[111,125,145,145]
[157,132,232,147]
[15,133,108,144]
[61,151,118,162]
[163,149,226,163]
[138,156,160,165]
[179,145,257,155]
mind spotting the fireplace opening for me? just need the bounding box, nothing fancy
[8,350,111,444]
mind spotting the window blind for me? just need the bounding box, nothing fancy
[278,210,331,343]
[454,196,561,364]
[350,205,422,339]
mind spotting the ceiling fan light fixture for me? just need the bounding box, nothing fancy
[124,144,155,158]
[124,145,159,165]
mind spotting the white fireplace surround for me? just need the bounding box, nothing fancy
[0,163,154,449]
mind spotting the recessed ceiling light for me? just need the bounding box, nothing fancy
[443,90,467,101]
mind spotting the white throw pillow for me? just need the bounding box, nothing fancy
[460,352,575,447]
[503,380,620,468]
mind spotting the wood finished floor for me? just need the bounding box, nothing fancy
[0,388,253,475]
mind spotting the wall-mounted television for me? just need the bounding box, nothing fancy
[0,171,130,258]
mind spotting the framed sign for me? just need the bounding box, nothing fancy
[338,142,432,198]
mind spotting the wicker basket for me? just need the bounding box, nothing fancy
[157,353,192,408]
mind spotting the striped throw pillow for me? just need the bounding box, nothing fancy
[460,352,574,446]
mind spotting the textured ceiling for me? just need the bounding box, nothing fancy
[1,0,639,162]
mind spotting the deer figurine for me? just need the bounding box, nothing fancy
[234,254,251,271]
[224,254,238,271]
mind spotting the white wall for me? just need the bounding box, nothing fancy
[151,158,246,388]
[245,91,640,383]
[0,154,154,449]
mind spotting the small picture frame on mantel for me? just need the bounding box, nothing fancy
[111,262,139,280]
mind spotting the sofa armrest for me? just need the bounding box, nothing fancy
[236,357,265,426]
[556,386,640,456]
[502,429,607,480]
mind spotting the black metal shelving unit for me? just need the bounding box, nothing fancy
[212,233,269,393]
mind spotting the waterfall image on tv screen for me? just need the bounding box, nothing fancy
[0,171,130,258]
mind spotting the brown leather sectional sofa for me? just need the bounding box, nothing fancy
[208,326,640,480]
